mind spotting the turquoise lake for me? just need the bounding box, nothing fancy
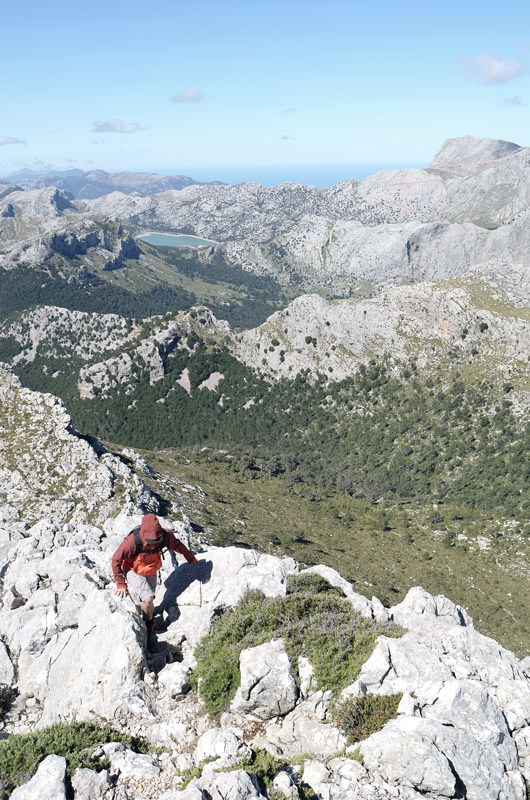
[139,233,216,248]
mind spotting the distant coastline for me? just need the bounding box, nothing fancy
[156,162,426,188]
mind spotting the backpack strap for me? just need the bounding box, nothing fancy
[131,527,142,555]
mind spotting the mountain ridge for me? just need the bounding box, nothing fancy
[2,168,224,199]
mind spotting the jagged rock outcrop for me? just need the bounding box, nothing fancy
[48,229,104,258]
[4,253,530,409]
[0,365,156,524]
[102,233,141,271]
[9,754,67,800]
[230,639,299,719]
[1,202,15,218]
[2,508,530,799]
[234,265,530,383]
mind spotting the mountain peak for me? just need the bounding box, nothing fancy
[429,135,522,174]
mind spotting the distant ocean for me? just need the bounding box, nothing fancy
[164,163,426,189]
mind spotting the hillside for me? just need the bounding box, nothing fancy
[0,372,529,798]
[2,136,530,651]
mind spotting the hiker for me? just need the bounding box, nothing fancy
[112,513,198,637]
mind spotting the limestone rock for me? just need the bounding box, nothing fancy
[361,715,524,800]
[158,546,296,653]
[198,769,266,799]
[157,663,191,698]
[230,639,298,720]
[390,585,473,629]
[71,767,112,800]
[0,639,14,684]
[429,135,522,175]
[259,691,346,757]
[10,754,67,800]
[271,770,299,798]
[101,742,160,780]
[193,727,252,767]
[1,517,530,800]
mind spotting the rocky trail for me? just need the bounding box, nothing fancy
[1,508,530,799]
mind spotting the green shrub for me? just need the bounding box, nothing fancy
[0,686,15,723]
[0,721,152,798]
[191,573,401,721]
[330,693,402,744]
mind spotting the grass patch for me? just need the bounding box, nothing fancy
[191,573,401,722]
[330,693,402,744]
[0,721,152,798]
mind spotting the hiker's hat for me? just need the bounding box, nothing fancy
[141,513,166,546]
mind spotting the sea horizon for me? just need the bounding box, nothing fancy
[159,162,427,189]
[0,161,427,189]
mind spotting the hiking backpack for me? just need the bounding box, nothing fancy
[130,526,166,577]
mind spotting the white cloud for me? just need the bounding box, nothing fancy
[93,118,144,134]
[283,106,297,113]
[460,55,524,84]
[499,95,526,107]
[0,135,25,146]
[170,88,203,103]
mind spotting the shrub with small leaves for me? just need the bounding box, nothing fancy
[0,721,152,799]
[330,693,402,744]
[0,686,15,723]
[191,573,402,721]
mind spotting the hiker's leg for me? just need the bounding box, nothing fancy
[124,572,157,620]
[141,596,155,622]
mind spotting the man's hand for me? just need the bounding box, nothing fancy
[115,586,128,598]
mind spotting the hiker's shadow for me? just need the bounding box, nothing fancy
[157,557,213,623]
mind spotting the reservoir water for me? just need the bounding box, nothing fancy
[139,233,217,248]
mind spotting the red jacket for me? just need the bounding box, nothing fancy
[112,516,197,587]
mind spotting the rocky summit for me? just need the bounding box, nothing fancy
[1,509,530,800]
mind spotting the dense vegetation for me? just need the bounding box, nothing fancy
[0,721,152,798]
[330,694,402,745]
[0,246,291,330]
[48,346,530,521]
[191,573,401,722]
[0,264,196,317]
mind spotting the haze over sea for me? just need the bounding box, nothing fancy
[163,163,426,188]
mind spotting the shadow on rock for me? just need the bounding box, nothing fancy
[160,559,213,613]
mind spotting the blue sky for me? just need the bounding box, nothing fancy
[1,0,529,179]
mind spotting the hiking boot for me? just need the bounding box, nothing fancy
[145,619,157,651]
[145,620,155,635]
